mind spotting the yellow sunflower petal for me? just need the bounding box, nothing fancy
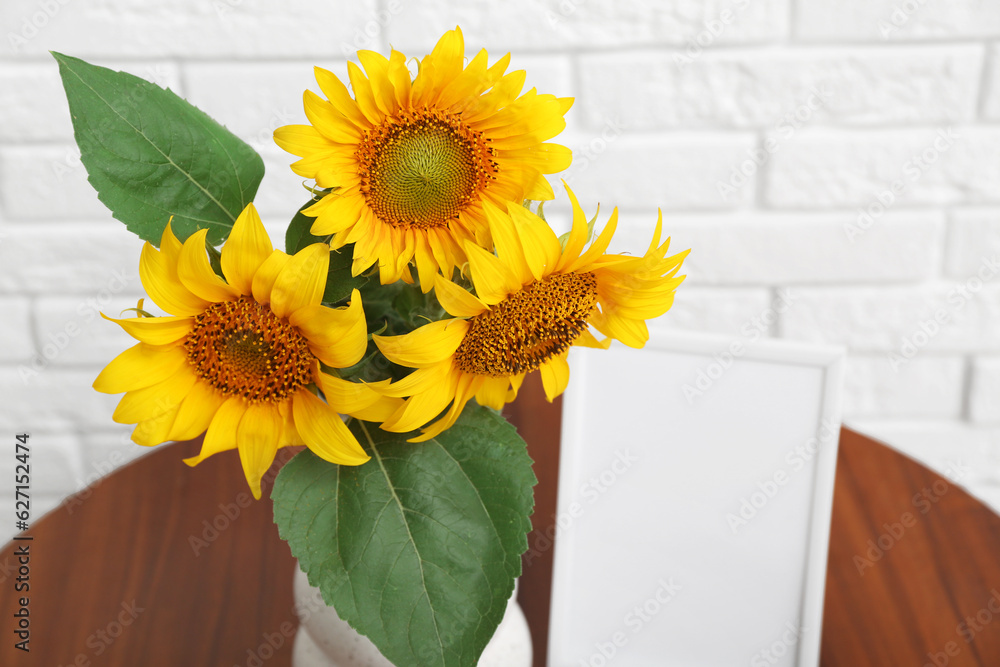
[463,69,526,121]
[292,390,370,465]
[289,290,367,366]
[475,376,510,411]
[177,228,240,303]
[427,227,463,277]
[102,313,194,346]
[279,401,306,447]
[167,381,227,442]
[94,342,188,394]
[269,244,329,319]
[358,50,397,116]
[303,90,363,144]
[313,66,369,129]
[484,202,532,284]
[309,192,366,235]
[374,319,469,368]
[484,97,568,146]
[413,234,438,294]
[387,49,413,107]
[508,372,526,402]
[382,367,459,434]
[600,313,650,349]
[484,52,512,85]
[412,27,465,105]
[437,49,491,109]
[433,274,488,318]
[112,365,198,424]
[251,250,291,305]
[377,363,452,398]
[465,243,522,305]
[130,404,181,447]
[522,168,555,201]
[273,123,334,159]
[409,372,482,443]
[574,328,612,350]
[597,280,680,320]
[539,352,571,402]
[221,203,273,295]
[348,395,405,423]
[347,60,384,124]
[159,219,185,257]
[498,143,573,173]
[184,396,246,466]
[314,372,400,420]
[647,210,665,255]
[556,183,592,271]
[568,208,619,273]
[236,401,281,500]
[508,203,561,280]
[140,223,212,316]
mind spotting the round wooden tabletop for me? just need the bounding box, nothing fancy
[2,378,1000,666]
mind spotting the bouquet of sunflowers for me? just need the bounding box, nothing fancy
[56,27,687,666]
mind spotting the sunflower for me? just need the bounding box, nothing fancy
[373,186,689,442]
[273,26,573,290]
[93,204,398,498]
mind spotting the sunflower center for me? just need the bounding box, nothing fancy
[357,109,498,229]
[184,296,315,403]
[454,273,598,378]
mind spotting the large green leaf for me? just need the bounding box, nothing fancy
[53,52,264,246]
[273,404,536,667]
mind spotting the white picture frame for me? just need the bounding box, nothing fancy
[548,331,845,667]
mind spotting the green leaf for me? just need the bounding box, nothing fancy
[53,52,264,246]
[273,404,536,667]
[323,245,366,304]
[284,198,326,254]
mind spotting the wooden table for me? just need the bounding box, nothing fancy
[3,374,1000,666]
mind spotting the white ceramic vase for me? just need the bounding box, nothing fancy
[291,566,533,667]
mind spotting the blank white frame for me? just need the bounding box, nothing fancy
[548,331,844,667]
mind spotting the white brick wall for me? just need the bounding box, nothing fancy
[2,0,1000,543]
